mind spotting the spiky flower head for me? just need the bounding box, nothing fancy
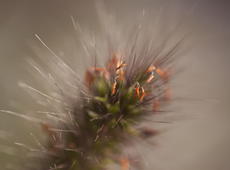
[37,48,172,170]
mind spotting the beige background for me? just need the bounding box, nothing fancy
[0,0,229,169]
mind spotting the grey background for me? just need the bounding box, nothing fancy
[0,0,229,169]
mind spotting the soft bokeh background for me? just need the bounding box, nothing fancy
[0,0,230,169]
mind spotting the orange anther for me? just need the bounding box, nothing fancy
[107,53,122,70]
[111,81,117,95]
[156,68,170,81]
[107,53,126,81]
[147,65,156,73]
[135,86,140,98]
[139,87,146,102]
[156,68,164,77]
[120,157,130,170]
[146,74,155,83]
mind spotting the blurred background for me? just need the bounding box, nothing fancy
[0,0,230,169]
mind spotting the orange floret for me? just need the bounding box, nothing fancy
[156,68,170,81]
